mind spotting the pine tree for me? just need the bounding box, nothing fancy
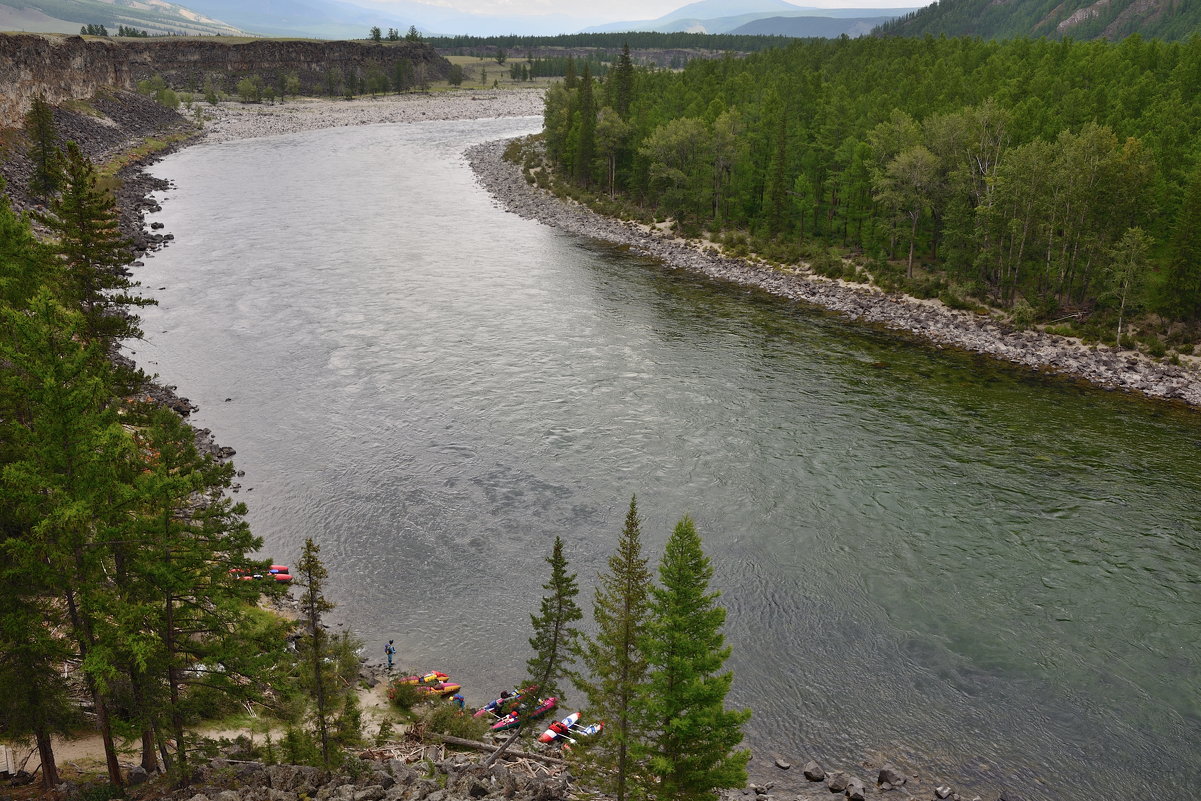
[36,142,153,344]
[24,97,62,200]
[572,496,652,801]
[297,537,335,767]
[636,517,750,801]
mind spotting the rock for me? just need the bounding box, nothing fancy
[878,765,906,787]
[774,759,791,770]
[354,787,386,801]
[827,772,849,793]
[128,765,150,785]
[935,786,952,799]
[214,791,242,801]
[846,778,866,801]
[9,771,34,786]
[803,761,826,782]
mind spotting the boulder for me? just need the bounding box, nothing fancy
[354,787,386,801]
[877,765,905,787]
[127,766,150,786]
[803,761,826,782]
[935,786,952,799]
[845,778,866,801]
[826,772,849,793]
[774,760,791,770]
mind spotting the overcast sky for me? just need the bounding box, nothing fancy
[358,0,924,22]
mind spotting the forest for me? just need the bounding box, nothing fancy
[427,31,790,55]
[541,36,1201,347]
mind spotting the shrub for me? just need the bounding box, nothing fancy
[1010,299,1035,331]
[386,677,426,711]
[421,703,489,740]
[1144,336,1167,357]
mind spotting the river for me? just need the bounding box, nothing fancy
[130,117,1201,801]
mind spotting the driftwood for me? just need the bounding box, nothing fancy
[422,734,566,767]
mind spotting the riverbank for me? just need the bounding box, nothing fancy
[196,89,545,144]
[464,138,1201,409]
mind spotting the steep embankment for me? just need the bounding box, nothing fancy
[0,33,451,128]
[875,0,1200,40]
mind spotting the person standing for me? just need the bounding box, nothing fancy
[384,639,395,669]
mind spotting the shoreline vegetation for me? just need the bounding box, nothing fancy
[178,90,1201,407]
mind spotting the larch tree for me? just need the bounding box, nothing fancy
[636,517,750,801]
[297,537,335,768]
[488,536,582,766]
[24,97,62,200]
[572,496,652,801]
[36,142,152,344]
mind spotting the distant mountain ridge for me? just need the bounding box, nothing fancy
[585,0,915,35]
[876,0,1201,40]
[0,0,245,36]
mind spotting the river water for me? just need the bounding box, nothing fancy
[130,117,1201,800]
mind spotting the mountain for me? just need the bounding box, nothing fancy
[179,0,594,38]
[585,1,916,35]
[730,15,896,36]
[876,0,1201,40]
[0,0,246,36]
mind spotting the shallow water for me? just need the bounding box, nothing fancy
[131,117,1201,800]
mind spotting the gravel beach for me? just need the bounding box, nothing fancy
[197,88,545,144]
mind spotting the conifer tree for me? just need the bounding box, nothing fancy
[36,142,153,344]
[574,65,597,187]
[488,536,581,766]
[572,496,652,801]
[1160,163,1201,322]
[636,517,750,801]
[611,43,635,119]
[24,97,62,200]
[297,538,335,767]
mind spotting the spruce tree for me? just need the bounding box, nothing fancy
[24,97,62,200]
[36,142,153,344]
[572,496,652,801]
[1160,163,1201,322]
[611,43,635,119]
[636,517,750,801]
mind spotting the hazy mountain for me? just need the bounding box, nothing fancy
[730,14,896,36]
[0,0,245,36]
[180,0,593,38]
[586,1,915,34]
[876,0,1201,40]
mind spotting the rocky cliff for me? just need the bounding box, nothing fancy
[0,33,451,127]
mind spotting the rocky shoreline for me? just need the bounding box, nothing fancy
[465,138,1201,409]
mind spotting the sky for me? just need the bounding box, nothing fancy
[357,0,923,22]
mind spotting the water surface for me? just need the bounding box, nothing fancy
[131,117,1201,801]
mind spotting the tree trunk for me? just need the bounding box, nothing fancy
[35,726,59,789]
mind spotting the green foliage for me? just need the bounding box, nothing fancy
[35,142,153,344]
[572,496,653,801]
[204,77,222,105]
[386,678,425,711]
[878,0,1201,41]
[1010,298,1036,331]
[236,76,263,104]
[421,703,489,740]
[636,518,750,801]
[524,536,583,704]
[24,97,62,200]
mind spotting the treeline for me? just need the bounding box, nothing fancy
[427,31,789,54]
[543,35,1201,345]
[0,102,364,787]
[511,55,609,80]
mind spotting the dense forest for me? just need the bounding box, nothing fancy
[876,0,1201,42]
[542,36,1201,347]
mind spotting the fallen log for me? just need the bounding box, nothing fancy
[422,734,567,767]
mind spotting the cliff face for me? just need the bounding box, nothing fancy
[0,34,451,127]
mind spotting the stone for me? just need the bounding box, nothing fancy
[846,778,866,801]
[214,791,242,801]
[827,772,849,793]
[878,765,906,787]
[354,787,386,801]
[774,760,791,770]
[127,766,149,786]
[935,786,952,799]
[803,761,826,782]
